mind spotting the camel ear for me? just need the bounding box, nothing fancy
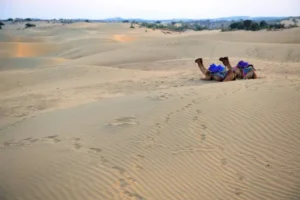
[225,56,228,59]
[219,57,223,61]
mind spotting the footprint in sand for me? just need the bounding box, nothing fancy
[236,172,244,181]
[221,158,227,166]
[119,178,129,187]
[73,143,82,149]
[234,188,243,196]
[43,135,61,143]
[89,147,102,153]
[108,116,138,126]
[112,166,126,175]
[135,165,143,170]
[201,124,207,130]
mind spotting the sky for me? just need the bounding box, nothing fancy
[1,0,300,20]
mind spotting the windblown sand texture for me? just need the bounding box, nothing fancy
[1,22,300,200]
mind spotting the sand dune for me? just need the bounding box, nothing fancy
[1,23,300,200]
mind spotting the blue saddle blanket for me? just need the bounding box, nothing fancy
[208,63,226,73]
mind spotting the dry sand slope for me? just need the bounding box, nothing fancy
[1,22,300,200]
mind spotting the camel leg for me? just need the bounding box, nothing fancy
[201,75,212,81]
[236,68,243,79]
[243,71,255,79]
[211,76,223,82]
[252,71,258,79]
[222,70,236,82]
[196,64,209,76]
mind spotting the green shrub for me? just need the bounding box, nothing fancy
[25,23,36,28]
[250,22,260,31]
[130,23,135,28]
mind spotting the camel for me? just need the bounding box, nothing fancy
[219,56,258,79]
[194,58,236,82]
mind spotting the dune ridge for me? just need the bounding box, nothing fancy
[1,22,300,200]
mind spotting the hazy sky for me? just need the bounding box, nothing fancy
[1,0,300,19]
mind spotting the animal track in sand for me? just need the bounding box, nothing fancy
[234,188,243,196]
[73,143,82,149]
[1,135,105,158]
[172,145,216,155]
[1,138,39,149]
[112,166,126,175]
[43,135,61,143]
[221,158,227,166]
[236,172,245,181]
[108,116,138,126]
[113,166,145,199]
[89,147,102,153]
[201,124,208,130]
[148,92,173,101]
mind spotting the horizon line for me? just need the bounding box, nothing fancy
[1,15,299,21]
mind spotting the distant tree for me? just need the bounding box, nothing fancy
[243,20,253,30]
[250,22,260,31]
[229,21,244,30]
[85,19,90,23]
[25,23,36,28]
[292,18,297,26]
[259,20,268,29]
[122,20,129,23]
[193,24,203,31]
[156,20,161,24]
[7,18,13,21]
[171,21,176,25]
[25,18,32,21]
[0,22,4,26]
[269,23,285,29]
[130,23,135,28]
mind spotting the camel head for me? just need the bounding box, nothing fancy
[219,56,230,66]
[195,58,203,65]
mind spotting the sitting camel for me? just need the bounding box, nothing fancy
[195,58,236,82]
[219,57,258,79]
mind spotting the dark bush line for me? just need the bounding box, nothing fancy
[227,20,289,31]
[25,23,36,28]
[134,22,206,32]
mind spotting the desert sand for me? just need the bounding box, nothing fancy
[1,22,300,200]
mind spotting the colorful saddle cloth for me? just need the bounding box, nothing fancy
[236,61,255,77]
[208,63,227,79]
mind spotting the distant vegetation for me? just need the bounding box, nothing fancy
[135,21,206,32]
[2,16,298,32]
[130,23,135,28]
[127,18,297,32]
[225,19,296,32]
[25,23,36,28]
[0,21,4,29]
